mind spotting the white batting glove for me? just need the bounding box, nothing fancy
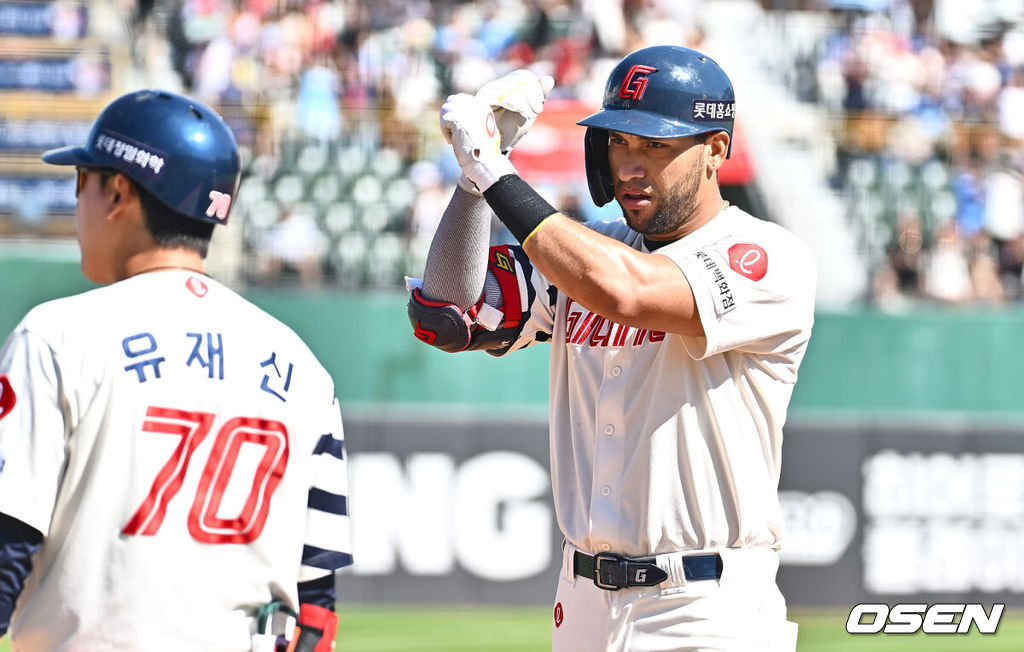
[440,93,516,194]
[476,70,555,153]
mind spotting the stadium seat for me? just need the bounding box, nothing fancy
[358,203,391,234]
[351,174,384,206]
[246,199,282,232]
[919,159,950,192]
[322,201,356,236]
[332,232,369,286]
[365,233,403,287]
[846,157,877,191]
[881,160,912,194]
[370,148,404,180]
[929,191,957,225]
[311,173,343,206]
[273,173,306,206]
[336,145,368,178]
[385,177,417,215]
[297,143,331,175]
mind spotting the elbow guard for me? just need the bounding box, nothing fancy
[408,245,531,354]
[408,288,475,353]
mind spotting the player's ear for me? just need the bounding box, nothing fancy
[108,174,139,213]
[705,132,729,174]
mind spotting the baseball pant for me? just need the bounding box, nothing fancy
[551,542,798,652]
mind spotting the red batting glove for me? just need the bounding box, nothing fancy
[284,604,338,652]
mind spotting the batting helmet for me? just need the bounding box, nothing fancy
[577,45,735,206]
[42,90,241,225]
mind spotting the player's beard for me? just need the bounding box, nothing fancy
[620,152,703,236]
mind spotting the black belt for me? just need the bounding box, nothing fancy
[573,550,722,591]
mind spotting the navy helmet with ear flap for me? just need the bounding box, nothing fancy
[577,45,735,206]
[41,90,241,225]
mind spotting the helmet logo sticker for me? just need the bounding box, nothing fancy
[728,243,768,281]
[95,132,166,174]
[618,65,657,101]
[693,100,735,121]
[206,191,232,220]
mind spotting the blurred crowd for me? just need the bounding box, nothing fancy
[803,0,1024,308]
[132,0,710,287]
[128,0,1024,303]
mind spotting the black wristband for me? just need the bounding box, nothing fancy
[482,174,558,244]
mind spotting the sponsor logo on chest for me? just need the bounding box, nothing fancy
[563,298,665,349]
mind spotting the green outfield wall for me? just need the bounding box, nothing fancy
[3,256,1024,417]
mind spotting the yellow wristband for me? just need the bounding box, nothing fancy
[521,213,558,247]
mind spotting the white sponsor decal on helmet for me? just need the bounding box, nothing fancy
[95,132,166,174]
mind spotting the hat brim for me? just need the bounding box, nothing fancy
[577,108,711,140]
[41,146,97,166]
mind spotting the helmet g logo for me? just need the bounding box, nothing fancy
[619,65,658,101]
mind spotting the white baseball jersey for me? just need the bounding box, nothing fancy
[0,270,352,651]
[500,206,815,557]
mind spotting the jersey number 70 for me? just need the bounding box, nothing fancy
[122,406,290,544]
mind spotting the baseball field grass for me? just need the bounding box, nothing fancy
[331,605,1024,651]
[2,606,1021,650]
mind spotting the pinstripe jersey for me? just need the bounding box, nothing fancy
[0,270,351,651]
[497,206,815,558]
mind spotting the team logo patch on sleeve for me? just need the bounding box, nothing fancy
[186,276,208,298]
[0,375,16,421]
[728,243,768,281]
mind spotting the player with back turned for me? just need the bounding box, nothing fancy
[408,46,815,651]
[0,90,351,651]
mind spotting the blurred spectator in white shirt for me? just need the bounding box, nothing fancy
[923,220,973,303]
[259,206,328,286]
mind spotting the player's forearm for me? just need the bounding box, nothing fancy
[421,185,492,310]
[481,176,701,334]
[523,214,669,325]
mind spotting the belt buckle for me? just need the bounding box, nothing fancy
[593,553,626,591]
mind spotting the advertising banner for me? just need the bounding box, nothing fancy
[337,412,1024,606]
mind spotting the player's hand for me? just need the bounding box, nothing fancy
[440,93,516,194]
[476,70,555,154]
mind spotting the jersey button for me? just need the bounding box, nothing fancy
[604,424,615,436]
[601,486,611,496]
[611,365,622,377]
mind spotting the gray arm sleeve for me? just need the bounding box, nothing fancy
[421,185,492,311]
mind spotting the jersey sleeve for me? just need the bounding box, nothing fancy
[0,326,68,535]
[667,235,816,364]
[298,395,352,583]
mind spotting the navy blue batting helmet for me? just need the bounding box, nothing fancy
[577,45,735,206]
[42,90,241,225]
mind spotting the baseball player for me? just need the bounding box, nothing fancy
[408,47,814,651]
[0,90,351,651]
